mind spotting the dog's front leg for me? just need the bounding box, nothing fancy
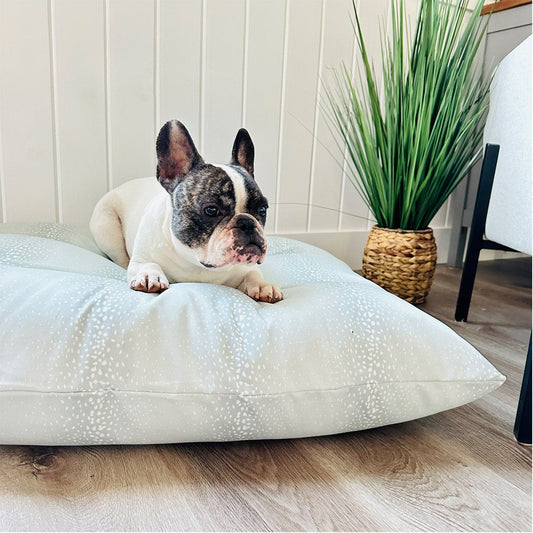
[238,269,283,303]
[128,260,169,293]
[127,212,170,293]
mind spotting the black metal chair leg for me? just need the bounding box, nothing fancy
[514,333,532,444]
[455,228,483,321]
[455,144,500,322]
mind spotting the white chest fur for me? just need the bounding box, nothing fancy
[115,177,256,288]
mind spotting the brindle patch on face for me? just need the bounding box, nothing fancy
[170,163,270,268]
[171,164,236,248]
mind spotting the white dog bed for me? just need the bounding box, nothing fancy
[0,223,504,445]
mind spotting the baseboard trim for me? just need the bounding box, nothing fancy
[269,228,452,270]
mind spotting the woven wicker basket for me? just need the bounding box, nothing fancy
[362,225,437,304]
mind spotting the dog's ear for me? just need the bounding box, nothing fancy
[230,128,255,177]
[156,120,203,193]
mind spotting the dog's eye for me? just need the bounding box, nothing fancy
[258,206,267,218]
[204,206,220,217]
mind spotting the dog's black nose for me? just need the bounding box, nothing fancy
[235,215,256,234]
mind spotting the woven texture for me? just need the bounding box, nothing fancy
[362,226,437,304]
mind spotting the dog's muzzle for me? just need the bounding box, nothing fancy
[200,215,267,269]
[233,215,267,262]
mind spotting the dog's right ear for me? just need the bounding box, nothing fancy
[156,120,203,193]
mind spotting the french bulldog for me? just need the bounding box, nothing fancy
[90,120,283,303]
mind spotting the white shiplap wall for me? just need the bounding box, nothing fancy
[0,0,456,268]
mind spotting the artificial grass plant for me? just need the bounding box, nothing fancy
[325,0,491,230]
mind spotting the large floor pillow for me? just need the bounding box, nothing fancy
[0,223,504,445]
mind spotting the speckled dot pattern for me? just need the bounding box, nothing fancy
[0,223,504,445]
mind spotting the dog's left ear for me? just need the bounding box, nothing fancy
[231,128,255,177]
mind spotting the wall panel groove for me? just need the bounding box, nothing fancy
[241,0,250,127]
[53,0,108,225]
[0,101,5,223]
[159,0,202,144]
[199,0,207,152]
[104,0,113,192]
[48,0,62,223]
[306,0,327,232]
[274,0,290,233]
[0,0,455,266]
[154,0,161,135]
[202,0,246,163]
[277,0,323,233]
[337,0,359,232]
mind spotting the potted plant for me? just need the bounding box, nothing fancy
[325,0,491,304]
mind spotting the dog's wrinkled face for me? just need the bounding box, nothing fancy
[171,163,268,268]
[156,120,268,269]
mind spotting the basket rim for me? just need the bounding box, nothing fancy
[370,224,433,235]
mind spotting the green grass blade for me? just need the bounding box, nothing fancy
[324,0,490,230]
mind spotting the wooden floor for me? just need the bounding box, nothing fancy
[0,258,531,532]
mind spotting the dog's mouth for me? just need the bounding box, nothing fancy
[241,234,267,261]
[237,243,263,263]
[200,237,266,269]
[241,241,263,256]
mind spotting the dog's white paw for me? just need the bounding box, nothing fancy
[239,279,283,303]
[130,271,169,293]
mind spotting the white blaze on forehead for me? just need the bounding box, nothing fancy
[215,164,247,214]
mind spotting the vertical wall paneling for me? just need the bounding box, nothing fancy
[108,0,155,186]
[338,0,372,232]
[159,0,203,143]
[0,0,458,267]
[277,0,322,233]
[306,0,326,232]
[0,103,5,222]
[202,0,245,164]
[104,0,112,192]
[200,0,207,152]
[241,0,250,128]
[431,201,449,228]
[310,0,362,233]
[0,0,57,222]
[244,0,286,234]
[49,0,61,222]
[53,0,107,225]
[340,0,390,232]
[273,0,290,234]
[444,196,452,227]
[154,0,160,136]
